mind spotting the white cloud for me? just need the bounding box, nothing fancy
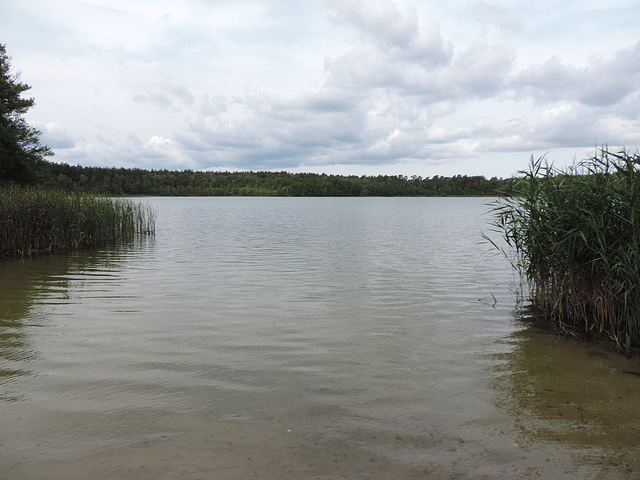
[2,0,639,178]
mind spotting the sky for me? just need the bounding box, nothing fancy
[2,0,639,178]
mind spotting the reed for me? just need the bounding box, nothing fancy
[0,186,155,257]
[488,148,640,352]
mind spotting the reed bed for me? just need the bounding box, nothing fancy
[0,186,155,257]
[488,148,640,352]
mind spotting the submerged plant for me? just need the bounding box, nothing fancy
[0,186,155,257]
[487,148,640,352]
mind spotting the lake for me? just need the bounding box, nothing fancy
[1,197,640,479]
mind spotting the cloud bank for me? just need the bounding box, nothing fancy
[3,0,639,177]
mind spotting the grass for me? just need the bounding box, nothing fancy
[0,185,155,257]
[487,148,640,353]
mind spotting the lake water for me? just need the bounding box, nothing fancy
[1,197,640,479]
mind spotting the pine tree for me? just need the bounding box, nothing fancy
[0,44,52,184]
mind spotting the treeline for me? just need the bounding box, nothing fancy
[44,163,514,197]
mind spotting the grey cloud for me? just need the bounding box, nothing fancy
[133,91,173,108]
[327,0,419,48]
[399,26,453,66]
[185,118,263,150]
[512,41,640,106]
[298,86,361,113]
[125,132,143,146]
[173,130,213,153]
[530,106,600,147]
[511,56,580,102]
[132,82,197,109]
[166,84,196,106]
[326,40,514,103]
[198,94,229,116]
[39,122,76,149]
[447,43,515,98]
[177,40,517,171]
[125,23,637,173]
[578,42,640,106]
[326,0,453,66]
[242,86,365,126]
[468,100,640,157]
[6,0,639,178]
[184,101,365,161]
[325,45,403,90]
[321,0,515,103]
[612,90,640,121]
[172,84,376,170]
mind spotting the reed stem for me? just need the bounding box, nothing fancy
[0,186,155,257]
[488,148,640,352]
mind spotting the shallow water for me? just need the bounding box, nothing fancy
[1,197,639,479]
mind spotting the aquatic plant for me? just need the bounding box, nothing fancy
[488,148,640,352]
[0,186,155,257]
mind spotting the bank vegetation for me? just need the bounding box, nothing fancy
[489,148,640,353]
[0,186,155,257]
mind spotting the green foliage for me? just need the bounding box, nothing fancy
[0,44,52,184]
[0,186,155,257]
[488,148,640,352]
[43,163,513,197]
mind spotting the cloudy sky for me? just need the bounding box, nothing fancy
[2,0,639,178]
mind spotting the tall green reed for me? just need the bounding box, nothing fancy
[487,148,640,352]
[0,186,155,257]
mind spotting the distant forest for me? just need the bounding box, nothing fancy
[44,163,515,197]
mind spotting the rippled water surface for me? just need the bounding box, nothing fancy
[1,197,640,479]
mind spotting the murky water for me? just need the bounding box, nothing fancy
[1,197,639,479]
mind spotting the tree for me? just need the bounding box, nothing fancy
[0,44,52,184]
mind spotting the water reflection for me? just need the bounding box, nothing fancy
[0,255,70,394]
[491,321,640,474]
[6,197,639,479]
[0,237,156,400]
